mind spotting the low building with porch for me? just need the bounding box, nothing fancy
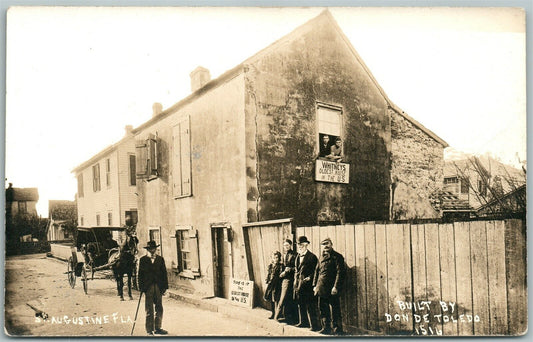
[129,10,447,301]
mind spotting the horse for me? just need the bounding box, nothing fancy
[110,232,139,301]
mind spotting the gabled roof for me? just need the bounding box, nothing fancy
[129,10,447,148]
[9,188,39,202]
[71,134,134,173]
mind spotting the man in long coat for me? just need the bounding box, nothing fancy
[293,236,320,331]
[274,239,298,324]
[138,240,169,335]
[313,237,346,335]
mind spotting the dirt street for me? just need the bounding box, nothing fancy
[4,254,274,337]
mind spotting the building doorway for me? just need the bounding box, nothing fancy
[211,225,232,299]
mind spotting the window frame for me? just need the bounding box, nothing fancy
[107,212,113,226]
[128,154,136,186]
[148,226,162,255]
[105,158,111,188]
[92,163,101,192]
[18,201,27,213]
[170,225,200,279]
[96,214,101,226]
[316,102,343,159]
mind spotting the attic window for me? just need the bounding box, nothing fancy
[317,103,343,160]
[136,134,159,180]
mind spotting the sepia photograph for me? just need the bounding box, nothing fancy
[3,5,527,337]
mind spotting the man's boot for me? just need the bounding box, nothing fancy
[318,318,331,335]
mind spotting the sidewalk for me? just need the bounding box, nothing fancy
[167,289,320,337]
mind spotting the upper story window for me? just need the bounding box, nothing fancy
[136,134,158,180]
[80,216,84,226]
[18,201,27,213]
[317,103,343,160]
[444,177,459,184]
[172,116,192,198]
[460,177,470,194]
[77,174,84,198]
[92,163,101,192]
[96,214,101,226]
[106,158,111,187]
[129,154,136,186]
[108,212,113,226]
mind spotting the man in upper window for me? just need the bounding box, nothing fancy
[326,137,343,162]
[319,135,331,158]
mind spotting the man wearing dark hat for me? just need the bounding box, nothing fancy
[138,240,169,335]
[293,236,320,331]
[313,237,346,335]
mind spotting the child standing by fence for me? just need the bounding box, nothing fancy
[264,251,283,319]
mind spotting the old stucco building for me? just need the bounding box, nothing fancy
[128,10,447,298]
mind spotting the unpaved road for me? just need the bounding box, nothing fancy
[4,254,273,337]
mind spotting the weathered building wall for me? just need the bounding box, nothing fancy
[390,108,443,219]
[245,15,391,225]
[135,73,248,296]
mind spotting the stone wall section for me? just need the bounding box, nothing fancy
[390,108,443,219]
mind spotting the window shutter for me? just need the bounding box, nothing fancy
[172,125,182,197]
[135,140,148,178]
[180,117,191,196]
[170,234,179,270]
[188,229,200,275]
[148,134,158,176]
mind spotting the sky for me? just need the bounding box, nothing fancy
[5,6,526,217]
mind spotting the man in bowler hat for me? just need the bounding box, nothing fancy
[293,236,320,331]
[313,237,346,335]
[138,240,169,335]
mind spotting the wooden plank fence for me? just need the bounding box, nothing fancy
[292,219,526,336]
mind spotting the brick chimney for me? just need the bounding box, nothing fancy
[125,125,133,136]
[152,103,163,117]
[190,66,211,92]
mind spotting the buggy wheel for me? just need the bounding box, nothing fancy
[81,265,88,294]
[67,257,76,288]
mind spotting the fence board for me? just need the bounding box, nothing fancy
[470,220,490,335]
[386,224,410,333]
[424,223,442,334]
[248,227,267,307]
[326,225,336,245]
[311,226,321,258]
[375,224,388,333]
[454,221,474,336]
[486,220,508,335]
[354,224,367,330]
[411,224,427,300]
[343,224,357,330]
[439,223,458,335]
[504,219,527,335]
[364,223,378,331]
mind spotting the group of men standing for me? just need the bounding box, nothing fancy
[275,235,346,335]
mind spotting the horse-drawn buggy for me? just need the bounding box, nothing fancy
[66,226,138,299]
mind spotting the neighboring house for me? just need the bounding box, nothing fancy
[127,10,447,298]
[5,183,39,242]
[443,155,526,211]
[71,125,138,228]
[5,183,39,218]
[47,200,77,241]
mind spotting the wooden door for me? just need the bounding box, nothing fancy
[212,227,230,298]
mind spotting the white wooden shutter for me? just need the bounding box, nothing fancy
[172,125,182,197]
[180,117,191,196]
[170,233,179,269]
[189,229,200,276]
[135,140,148,179]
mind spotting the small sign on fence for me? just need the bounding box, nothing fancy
[229,278,254,308]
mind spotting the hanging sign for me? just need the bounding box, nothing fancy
[315,159,350,184]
